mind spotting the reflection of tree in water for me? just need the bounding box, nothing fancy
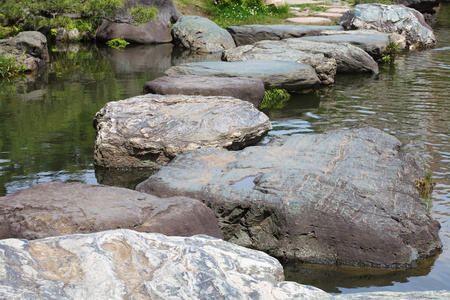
[284,252,441,293]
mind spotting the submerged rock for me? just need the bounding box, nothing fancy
[93,94,271,169]
[172,15,236,53]
[226,24,343,46]
[164,60,321,91]
[137,127,442,268]
[339,4,436,49]
[144,75,265,107]
[0,229,331,299]
[0,182,223,240]
[0,31,49,72]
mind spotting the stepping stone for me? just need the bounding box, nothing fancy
[285,17,334,25]
[164,60,321,91]
[316,12,344,19]
[325,7,350,13]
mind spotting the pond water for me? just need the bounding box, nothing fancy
[0,4,449,294]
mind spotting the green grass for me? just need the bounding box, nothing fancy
[0,53,26,78]
[211,2,292,27]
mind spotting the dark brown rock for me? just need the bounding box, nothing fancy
[0,182,223,240]
[143,75,265,107]
[95,0,182,44]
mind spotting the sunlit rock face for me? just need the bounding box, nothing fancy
[339,4,436,49]
[137,127,442,268]
[0,229,331,299]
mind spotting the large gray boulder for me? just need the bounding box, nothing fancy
[0,182,223,240]
[339,4,436,49]
[224,39,378,74]
[0,31,49,72]
[143,75,265,107]
[137,127,442,268]
[222,43,337,85]
[95,0,182,44]
[0,229,330,299]
[299,30,406,59]
[226,24,343,46]
[172,15,236,53]
[93,94,272,169]
[164,60,321,91]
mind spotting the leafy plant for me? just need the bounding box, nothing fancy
[106,37,130,50]
[128,5,158,25]
[0,52,26,78]
[381,41,401,64]
[259,88,291,110]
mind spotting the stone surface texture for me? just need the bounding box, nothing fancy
[164,60,320,91]
[93,94,272,168]
[222,43,337,85]
[0,31,49,72]
[299,30,406,59]
[0,182,223,240]
[172,15,236,53]
[0,229,331,299]
[223,39,378,74]
[143,75,265,107]
[95,0,182,44]
[137,127,442,268]
[339,4,436,48]
[226,24,343,46]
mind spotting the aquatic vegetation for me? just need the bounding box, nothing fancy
[381,41,401,63]
[259,88,291,110]
[106,37,130,50]
[415,170,435,211]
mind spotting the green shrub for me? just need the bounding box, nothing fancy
[0,53,26,78]
[259,88,291,110]
[128,5,158,25]
[106,37,130,50]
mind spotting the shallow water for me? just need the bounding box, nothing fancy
[1,5,449,294]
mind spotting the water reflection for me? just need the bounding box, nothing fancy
[0,5,449,295]
[285,253,440,294]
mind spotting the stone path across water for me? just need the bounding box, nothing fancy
[285,0,351,25]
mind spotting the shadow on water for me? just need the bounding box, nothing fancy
[284,253,441,294]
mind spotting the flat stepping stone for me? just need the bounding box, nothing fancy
[164,60,320,91]
[299,30,405,58]
[286,0,321,4]
[325,7,350,13]
[93,94,272,169]
[226,24,343,46]
[144,75,265,107]
[285,17,334,25]
[316,12,344,19]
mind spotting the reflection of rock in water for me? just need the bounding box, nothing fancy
[284,252,440,293]
[171,48,223,65]
[98,43,174,80]
[95,168,155,190]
